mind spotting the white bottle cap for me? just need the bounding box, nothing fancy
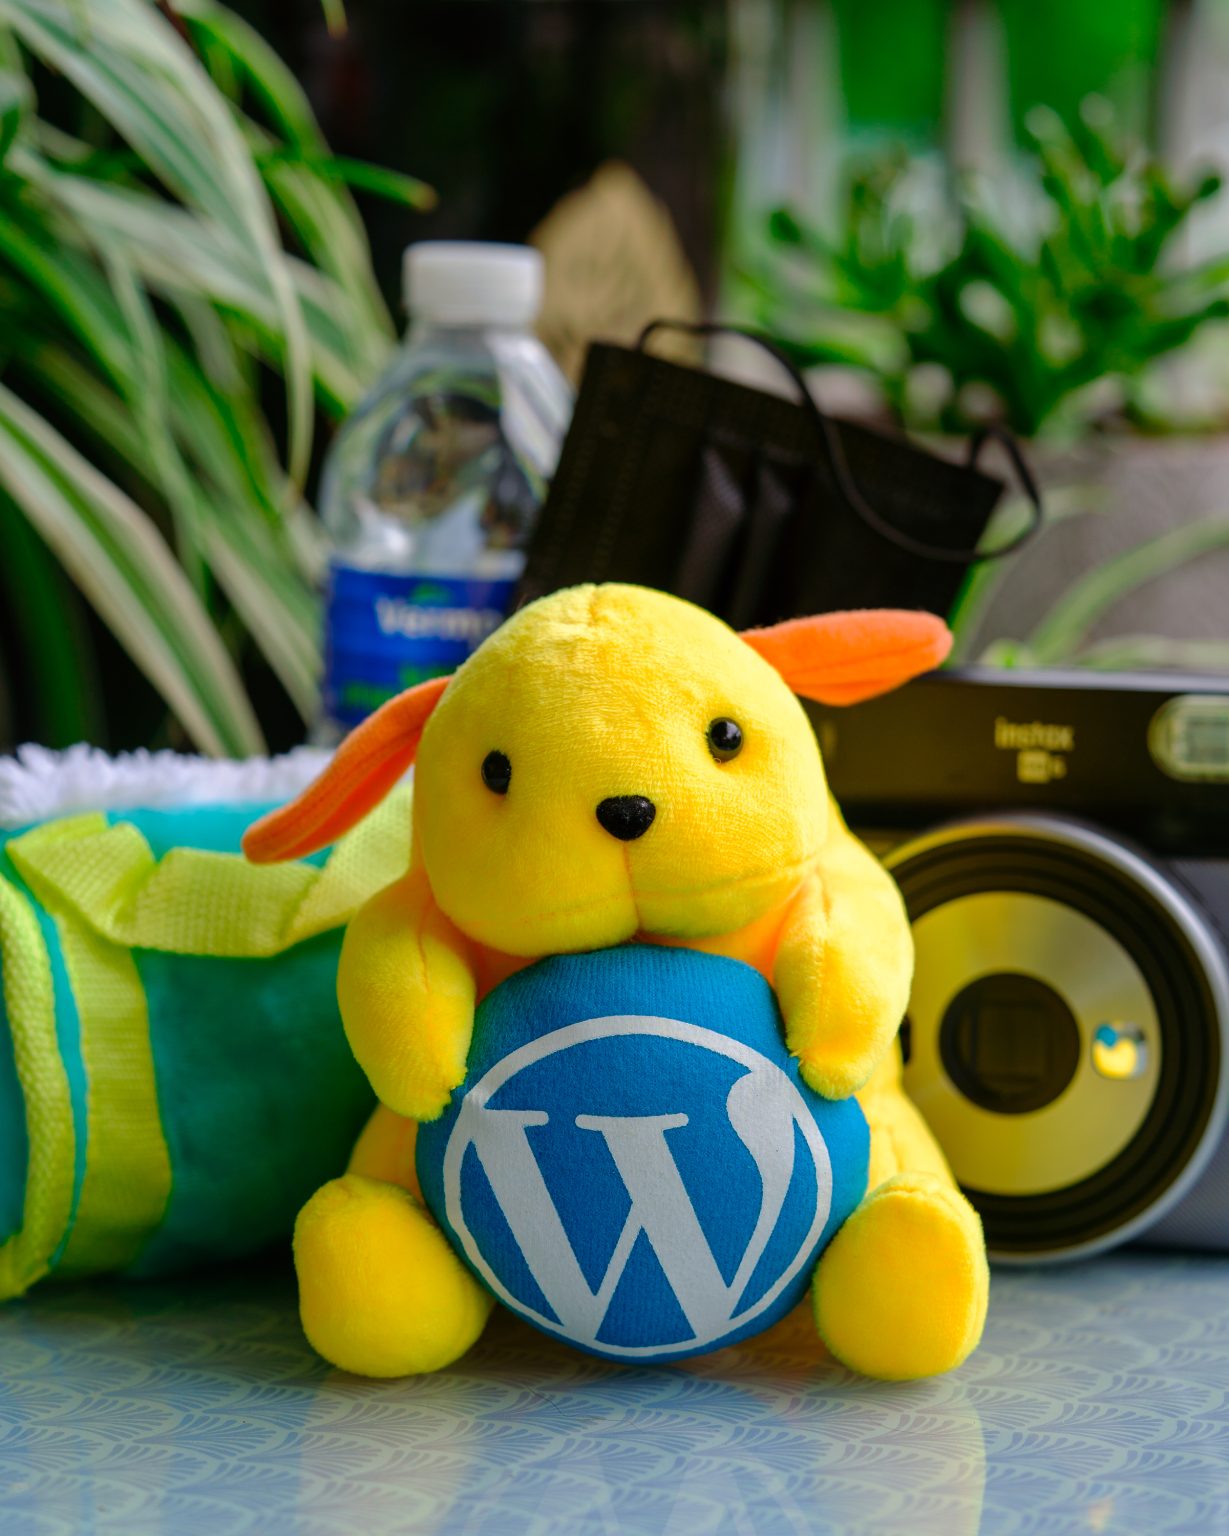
[403,241,544,328]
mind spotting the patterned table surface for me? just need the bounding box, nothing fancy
[1,1253,1227,1536]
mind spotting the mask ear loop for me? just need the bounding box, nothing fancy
[636,318,1043,566]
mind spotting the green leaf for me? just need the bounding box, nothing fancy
[0,381,265,756]
[0,0,315,483]
[259,151,393,354]
[20,162,379,407]
[97,236,209,592]
[285,153,435,210]
[975,638,1040,667]
[946,483,1109,660]
[0,0,406,748]
[768,207,807,246]
[200,504,321,718]
[1026,516,1229,664]
[29,342,321,720]
[754,106,1229,439]
[181,0,323,150]
[1073,634,1229,672]
[0,67,28,163]
[0,208,135,385]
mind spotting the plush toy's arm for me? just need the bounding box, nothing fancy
[337,868,476,1122]
[773,803,912,1100]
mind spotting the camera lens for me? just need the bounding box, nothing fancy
[889,815,1229,1262]
[939,973,1080,1116]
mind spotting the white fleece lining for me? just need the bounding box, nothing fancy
[0,744,333,829]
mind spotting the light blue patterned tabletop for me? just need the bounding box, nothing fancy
[1,1253,1227,1535]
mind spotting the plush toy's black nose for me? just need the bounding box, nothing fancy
[596,796,656,841]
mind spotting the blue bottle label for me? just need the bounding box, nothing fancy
[323,564,516,728]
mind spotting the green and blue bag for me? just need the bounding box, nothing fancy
[0,746,407,1301]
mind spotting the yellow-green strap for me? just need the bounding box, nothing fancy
[0,879,75,1301]
[3,787,411,1280]
[6,786,412,958]
[51,914,171,1276]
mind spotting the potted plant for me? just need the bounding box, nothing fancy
[0,0,431,754]
[741,101,1229,674]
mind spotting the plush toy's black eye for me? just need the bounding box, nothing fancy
[707,718,744,762]
[481,750,512,794]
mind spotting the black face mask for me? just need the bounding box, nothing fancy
[518,321,1041,627]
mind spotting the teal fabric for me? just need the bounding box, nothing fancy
[0,837,88,1258]
[132,940,372,1277]
[1,798,374,1288]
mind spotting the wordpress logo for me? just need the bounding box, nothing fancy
[416,948,868,1362]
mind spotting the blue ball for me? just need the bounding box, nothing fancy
[416,945,869,1363]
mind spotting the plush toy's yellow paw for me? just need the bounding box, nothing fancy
[812,1173,989,1380]
[294,1175,493,1377]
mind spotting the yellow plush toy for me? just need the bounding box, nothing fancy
[245,584,988,1380]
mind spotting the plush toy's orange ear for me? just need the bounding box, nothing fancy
[741,610,952,705]
[243,675,450,864]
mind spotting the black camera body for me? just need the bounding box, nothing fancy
[807,668,1229,1262]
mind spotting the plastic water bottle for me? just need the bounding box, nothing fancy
[316,242,573,740]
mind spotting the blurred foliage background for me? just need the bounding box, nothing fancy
[0,0,432,756]
[3,0,1229,755]
[748,113,1229,439]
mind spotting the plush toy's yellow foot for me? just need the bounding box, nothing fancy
[813,1173,989,1380]
[294,1175,493,1377]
